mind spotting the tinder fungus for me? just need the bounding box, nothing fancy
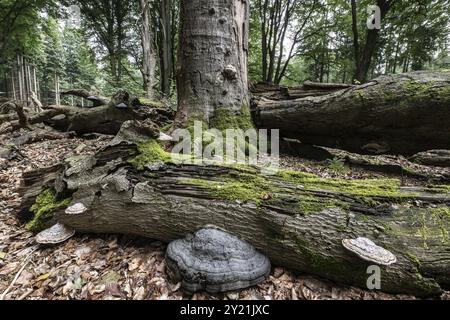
[342,237,397,266]
[36,223,76,245]
[166,228,271,293]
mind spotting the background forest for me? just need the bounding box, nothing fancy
[1,0,449,107]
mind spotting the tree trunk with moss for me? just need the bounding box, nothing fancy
[253,71,450,155]
[176,0,250,128]
[19,122,450,297]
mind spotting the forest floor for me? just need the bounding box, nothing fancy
[0,129,449,300]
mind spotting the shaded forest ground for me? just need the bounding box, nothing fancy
[1,129,449,300]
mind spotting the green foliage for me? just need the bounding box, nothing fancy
[26,190,71,233]
[326,157,350,174]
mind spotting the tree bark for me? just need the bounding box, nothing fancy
[139,0,157,99]
[253,71,450,155]
[159,0,173,96]
[176,0,250,126]
[18,125,450,297]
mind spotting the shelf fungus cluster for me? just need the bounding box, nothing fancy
[35,223,76,245]
[166,227,271,293]
[342,237,397,266]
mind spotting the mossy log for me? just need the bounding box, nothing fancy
[253,71,450,155]
[18,123,450,297]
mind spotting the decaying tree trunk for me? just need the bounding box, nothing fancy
[60,89,109,107]
[18,121,450,297]
[0,91,173,135]
[253,71,450,155]
[176,0,250,126]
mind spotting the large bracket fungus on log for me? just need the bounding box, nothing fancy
[36,223,76,245]
[166,227,271,293]
[342,237,397,266]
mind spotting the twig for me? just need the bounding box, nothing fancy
[0,247,37,300]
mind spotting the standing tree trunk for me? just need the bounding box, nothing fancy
[139,0,157,99]
[176,0,250,126]
[352,0,392,83]
[159,0,173,97]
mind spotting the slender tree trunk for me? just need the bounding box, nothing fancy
[351,0,360,83]
[159,0,173,96]
[139,0,157,99]
[17,54,23,100]
[176,0,250,126]
[352,0,391,83]
[11,71,16,100]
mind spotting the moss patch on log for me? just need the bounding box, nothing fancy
[183,166,422,215]
[138,98,164,108]
[129,140,172,170]
[26,190,71,233]
[129,139,193,170]
[277,170,412,199]
[187,172,270,204]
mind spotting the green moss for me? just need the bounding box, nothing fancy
[298,196,350,215]
[387,206,450,247]
[403,80,450,100]
[277,170,410,199]
[26,190,71,233]
[184,166,425,215]
[138,98,163,108]
[186,172,270,204]
[209,105,254,131]
[430,207,450,243]
[129,139,172,170]
[405,252,422,268]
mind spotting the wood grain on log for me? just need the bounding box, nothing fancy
[253,71,450,155]
[18,123,450,297]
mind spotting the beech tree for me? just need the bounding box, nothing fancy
[175,0,250,127]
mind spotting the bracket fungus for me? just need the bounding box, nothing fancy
[158,132,173,142]
[65,203,88,215]
[115,102,128,109]
[36,223,75,245]
[342,237,397,266]
[166,228,271,293]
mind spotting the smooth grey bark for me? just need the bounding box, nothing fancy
[176,0,250,126]
[254,71,450,155]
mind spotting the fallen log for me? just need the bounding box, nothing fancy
[19,121,450,297]
[253,71,450,155]
[0,91,174,135]
[411,150,450,168]
[60,89,109,107]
